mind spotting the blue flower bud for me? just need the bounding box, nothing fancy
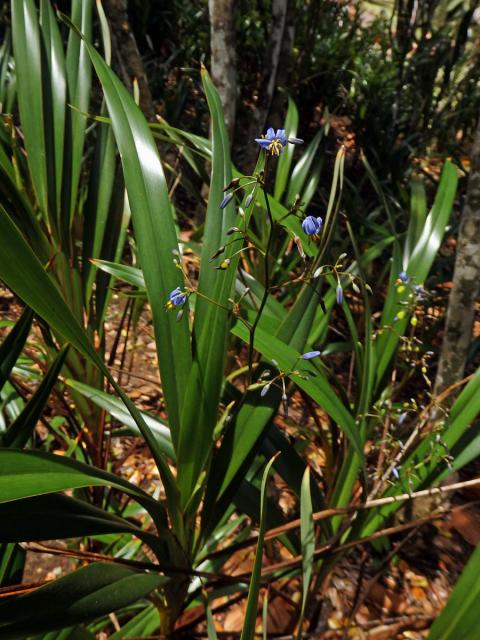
[398,271,409,283]
[245,193,253,208]
[220,193,234,209]
[336,285,343,305]
[302,350,321,360]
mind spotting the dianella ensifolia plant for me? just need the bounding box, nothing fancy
[2,2,480,638]
[0,0,132,465]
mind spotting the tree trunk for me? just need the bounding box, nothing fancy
[102,0,155,121]
[208,0,237,142]
[434,119,480,398]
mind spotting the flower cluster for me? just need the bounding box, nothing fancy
[255,128,303,156]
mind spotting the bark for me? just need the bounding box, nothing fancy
[102,0,155,121]
[434,119,480,397]
[208,0,237,142]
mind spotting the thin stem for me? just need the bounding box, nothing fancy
[247,160,274,384]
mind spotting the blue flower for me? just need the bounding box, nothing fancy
[398,271,409,284]
[165,287,187,311]
[302,350,321,360]
[301,215,323,240]
[255,128,288,156]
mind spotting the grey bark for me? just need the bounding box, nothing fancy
[434,119,480,398]
[102,0,155,121]
[208,0,237,142]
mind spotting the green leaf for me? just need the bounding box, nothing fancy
[0,307,33,394]
[109,604,160,639]
[39,0,67,226]
[82,121,117,302]
[408,161,458,277]
[0,493,160,551]
[65,378,175,460]
[374,161,458,386]
[240,454,278,640]
[274,96,299,201]
[3,346,68,448]
[405,177,427,265]
[206,603,219,640]
[176,67,238,505]
[0,205,179,522]
[90,259,146,289]
[66,15,192,444]
[0,543,25,587]
[427,544,480,640]
[0,449,162,520]
[0,206,101,366]
[231,321,362,458]
[64,0,92,224]
[297,467,314,638]
[0,562,167,639]
[11,0,49,218]
[286,130,323,205]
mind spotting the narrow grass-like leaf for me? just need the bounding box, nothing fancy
[206,603,219,640]
[240,454,278,640]
[405,177,427,265]
[11,0,49,219]
[3,346,68,448]
[64,0,92,224]
[286,130,322,205]
[0,543,25,587]
[427,543,480,640]
[65,378,174,460]
[109,605,160,639]
[39,0,66,226]
[296,467,314,638]
[91,259,146,289]
[82,121,117,301]
[176,66,238,505]
[0,307,33,394]
[374,161,458,386]
[65,16,192,443]
[231,321,362,457]
[274,96,299,201]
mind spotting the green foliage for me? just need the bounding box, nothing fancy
[427,544,480,640]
